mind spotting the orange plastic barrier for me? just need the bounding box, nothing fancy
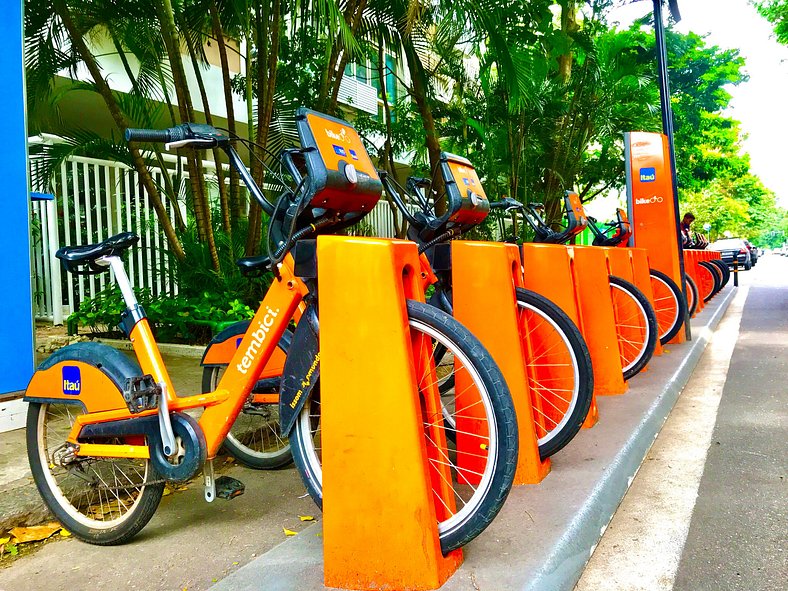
[452,241,549,484]
[683,250,704,315]
[520,243,599,428]
[627,248,664,356]
[568,246,628,396]
[318,236,462,590]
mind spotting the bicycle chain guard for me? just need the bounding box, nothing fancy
[79,412,206,482]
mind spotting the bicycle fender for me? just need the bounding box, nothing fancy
[200,320,251,365]
[24,342,140,413]
[279,304,319,437]
[201,320,292,382]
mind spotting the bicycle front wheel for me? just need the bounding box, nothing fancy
[649,269,686,345]
[515,288,593,459]
[290,299,518,554]
[609,276,658,380]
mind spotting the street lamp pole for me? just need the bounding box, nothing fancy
[652,0,691,339]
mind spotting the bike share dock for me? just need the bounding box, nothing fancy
[210,277,735,591]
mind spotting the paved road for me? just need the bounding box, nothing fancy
[577,254,788,591]
[673,256,788,590]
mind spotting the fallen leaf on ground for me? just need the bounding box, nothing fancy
[0,537,9,545]
[283,527,297,536]
[9,523,61,544]
[298,515,314,522]
[59,529,72,538]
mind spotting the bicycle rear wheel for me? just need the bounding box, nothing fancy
[684,274,698,317]
[515,288,593,459]
[698,261,721,301]
[709,259,730,288]
[609,275,658,380]
[290,300,518,554]
[27,402,164,545]
[649,269,686,345]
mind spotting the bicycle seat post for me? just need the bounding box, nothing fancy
[96,254,178,458]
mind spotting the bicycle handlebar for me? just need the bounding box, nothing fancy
[125,128,175,143]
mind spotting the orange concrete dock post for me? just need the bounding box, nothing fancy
[520,243,599,428]
[568,246,628,396]
[683,250,704,314]
[451,241,549,485]
[625,131,687,344]
[318,236,462,590]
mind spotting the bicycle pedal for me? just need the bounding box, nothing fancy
[215,476,245,500]
[123,375,161,414]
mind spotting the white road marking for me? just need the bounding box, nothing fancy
[574,284,749,591]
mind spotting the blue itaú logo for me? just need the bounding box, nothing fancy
[639,167,656,182]
[62,366,81,395]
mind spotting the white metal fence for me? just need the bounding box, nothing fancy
[28,141,399,324]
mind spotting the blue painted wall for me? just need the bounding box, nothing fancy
[0,0,35,395]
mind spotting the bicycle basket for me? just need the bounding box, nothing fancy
[439,152,490,227]
[296,108,382,214]
[564,191,589,236]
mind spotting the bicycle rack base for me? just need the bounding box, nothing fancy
[451,241,549,485]
[317,236,462,590]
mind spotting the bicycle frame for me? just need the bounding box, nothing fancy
[62,254,308,461]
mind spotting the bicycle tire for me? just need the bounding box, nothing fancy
[27,402,165,545]
[201,332,293,470]
[290,299,518,554]
[698,261,721,301]
[709,259,730,288]
[684,274,698,317]
[609,275,658,380]
[514,288,593,459]
[649,269,686,345]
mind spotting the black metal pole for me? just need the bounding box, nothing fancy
[652,0,691,339]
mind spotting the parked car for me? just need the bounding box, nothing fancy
[709,238,752,270]
[743,240,758,266]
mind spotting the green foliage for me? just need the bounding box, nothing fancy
[69,284,255,344]
[756,1,788,45]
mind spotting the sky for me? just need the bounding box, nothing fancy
[607,0,788,206]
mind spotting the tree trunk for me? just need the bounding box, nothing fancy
[183,25,232,238]
[403,39,445,215]
[210,1,242,228]
[377,38,404,238]
[53,0,185,262]
[112,34,187,231]
[245,0,282,256]
[155,0,220,272]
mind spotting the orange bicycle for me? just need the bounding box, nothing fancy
[25,109,517,552]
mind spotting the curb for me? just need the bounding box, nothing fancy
[208,286,737,591]
[94,338,204,358]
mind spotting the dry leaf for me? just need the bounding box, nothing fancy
[59,529,72,538]
[298,515,315,522]
[9,523,61,544]
[0,537,9,545]
[283,527,297,536]
[163,488,172,496]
